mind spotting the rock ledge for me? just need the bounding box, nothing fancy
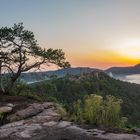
[0,102,139,140]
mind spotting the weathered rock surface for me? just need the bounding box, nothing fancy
[0,106,12,114]
[0,102,139,140]
[7,103,44,122]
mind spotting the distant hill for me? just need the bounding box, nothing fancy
[20,67,101,83]
[20,63,140,84]
[105,64,140,75]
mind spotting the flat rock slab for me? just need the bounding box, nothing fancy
[95,133,140,140]
[0,102,139,140]
[7,103,44,122]
[0,120,140,140]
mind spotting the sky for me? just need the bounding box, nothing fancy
[0,0,140,69]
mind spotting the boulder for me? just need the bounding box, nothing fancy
[6,103,15,108]
[0,106,12,114]
[7,103,44,122]
[132,128,140,135]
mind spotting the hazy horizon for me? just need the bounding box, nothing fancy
[1,0,140,69]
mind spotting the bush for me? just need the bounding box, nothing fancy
[12,80,44,102]
[13,80,30,95]
[102,95,123,127]
[20,92,43,102]
[72,94,126,127]
[71,100,83,122]
[56,104,67,117]
[84,94,103,124]
[46,96,58,102]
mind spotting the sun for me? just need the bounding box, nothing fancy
[120,39,140,59]
[127,40,140,46]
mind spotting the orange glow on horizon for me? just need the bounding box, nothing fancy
[66,50,140,69]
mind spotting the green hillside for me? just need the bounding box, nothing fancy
[28,72,140,126]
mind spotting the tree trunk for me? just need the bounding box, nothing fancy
[0,89,4,95]
[0,62,4,94]
[5,81,14,95]
[5,74,19,95]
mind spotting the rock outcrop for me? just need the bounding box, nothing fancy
[0,106,12,114]
[0,102,139,140]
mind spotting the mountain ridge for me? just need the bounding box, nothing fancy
[20,67,102,83]
[20,63,140,83]
[105,63,140,75]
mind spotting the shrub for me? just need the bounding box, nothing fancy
[84,94,103,124]
[20,92,43,102]
[13,80,30,95]
[71,100,83,122]
[72,94,125,127]
[56,104,67,117]
[0,113,4,121]
[13,80,43,102]
[102,95,123,126]
[46,96,58,102]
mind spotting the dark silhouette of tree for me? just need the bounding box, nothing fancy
[0,23,70,94]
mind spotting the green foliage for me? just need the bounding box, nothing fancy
[83,94,103,124]
[41,73,140,126]
[13,81,43,101]
[13,80,30,95]
[56,104,67,117]
[0,113,4,121]
[71,100,83,122]
[102,95,123,127]
[72,94,125,127]
[46,96,58,102]
[18,72,140,126]
[20,92,43,102]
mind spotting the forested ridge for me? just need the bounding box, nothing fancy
[26,72,140,126]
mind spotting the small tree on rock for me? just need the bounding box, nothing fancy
[0,23,70,94]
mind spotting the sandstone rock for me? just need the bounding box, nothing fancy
[42,102,55,109]
[6,103,15,108]
[132,128,140,135]
[0,102,139,140]
[0,119,140,140]
[0,106,12,114]
[94,133,140,140]
[7,103,44,122]
[87,129,105,135]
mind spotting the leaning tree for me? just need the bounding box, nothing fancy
[0,23,70,94]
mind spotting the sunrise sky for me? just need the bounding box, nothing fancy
[1,0,140,69]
